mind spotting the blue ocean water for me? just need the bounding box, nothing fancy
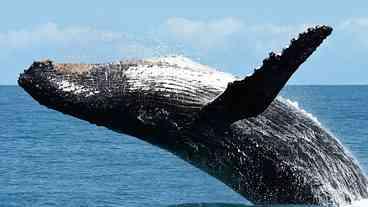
[1,86,368,207]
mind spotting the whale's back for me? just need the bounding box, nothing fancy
[119,56,235,107]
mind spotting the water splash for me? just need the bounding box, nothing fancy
[278,96,321,126]
[345,199,368,207]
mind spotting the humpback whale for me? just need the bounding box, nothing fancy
[18,25,368,206]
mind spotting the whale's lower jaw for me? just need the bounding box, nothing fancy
[17,25,368,206]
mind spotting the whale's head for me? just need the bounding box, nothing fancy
[18,60,164,140]
[17,58,229,143]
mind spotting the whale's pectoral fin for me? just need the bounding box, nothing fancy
[196,25,333,125]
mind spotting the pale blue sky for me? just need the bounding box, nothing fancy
[1,0,368,85]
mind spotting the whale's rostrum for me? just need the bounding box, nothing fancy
[18,25,368,206]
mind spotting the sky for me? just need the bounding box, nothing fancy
[1,0,368,85]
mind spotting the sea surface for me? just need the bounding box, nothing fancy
[1,85,368,207]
